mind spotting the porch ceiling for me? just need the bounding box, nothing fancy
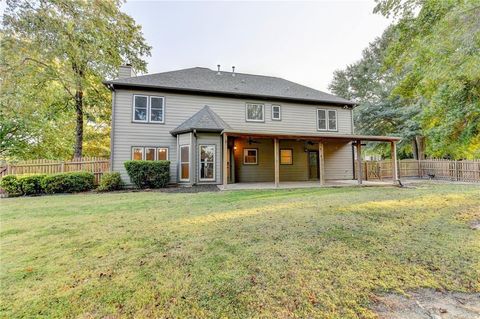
[221,129,401,142]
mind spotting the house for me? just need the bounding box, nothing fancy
[104,66,400,188]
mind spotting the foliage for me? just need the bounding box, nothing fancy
[97,172,124,192]
[0,184,479,317]
[42,172,94,194]
[332,0,480,159]
[18,175,46,196]
[0,175,21,196]
[124,160,170,189]
[1,0,151,159]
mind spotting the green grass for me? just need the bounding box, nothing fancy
[1,184,479,318]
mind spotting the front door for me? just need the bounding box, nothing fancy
[308,151,319,180]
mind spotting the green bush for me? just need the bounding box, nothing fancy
[42,172,95,194]
[19,175,46,195]
[97,172,124,192]
[124,160,170,189]
[0,175,21,196]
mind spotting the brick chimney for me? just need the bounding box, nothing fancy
[117,64,136,79]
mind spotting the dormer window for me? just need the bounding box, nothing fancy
[246,103,264,122]
[272,105,281,121]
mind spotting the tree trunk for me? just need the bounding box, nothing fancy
[412,139,419,160]
[74,89,83,158]
[415,135,425,160]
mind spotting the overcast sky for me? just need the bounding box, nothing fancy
[123,0,391,92]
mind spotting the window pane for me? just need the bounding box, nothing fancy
[247,104,263,121]
[181,163,189,179]
[181,146,189,162]
[244,149,257,164]
[200,162,214,179]
[134,108,147,121]
[280,149,292,164]
[150,97,164,122]
[145,148,155,160]
[318,110,327,130]
[132,147,143,160]
[328,110,337,130]
[272,105,280,119]
[150,108,163,122]
[157,148,168,160]
[134,96,148,121]
[201,145,215,161]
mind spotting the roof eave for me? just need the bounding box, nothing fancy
[170,127,224,136]
[105,82,356,107]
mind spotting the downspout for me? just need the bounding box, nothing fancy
[109,85,116,172]
[192,129,197,185]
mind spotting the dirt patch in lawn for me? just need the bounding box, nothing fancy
[372,289,480,319]
[470,220,480,230]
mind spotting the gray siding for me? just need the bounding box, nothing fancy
[112,89,353,183]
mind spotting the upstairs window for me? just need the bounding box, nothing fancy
[317,109,337,131]
[246,103,264,122]
[272,105,281,121]
[133,95,165,123]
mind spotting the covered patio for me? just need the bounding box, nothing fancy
[221,130,401,189]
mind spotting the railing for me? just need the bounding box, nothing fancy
[356,159,480,183]
[0,157,109,185]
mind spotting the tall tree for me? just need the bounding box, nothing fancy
[2,0,151,158]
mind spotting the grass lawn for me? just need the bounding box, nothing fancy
[1,183,479,318]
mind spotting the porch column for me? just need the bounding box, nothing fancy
[223,133,228,187]
[356,140,362,185]
[318,141,325,185]
[274,138,279,187]
[391,141,398,185]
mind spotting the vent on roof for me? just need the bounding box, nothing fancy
[217,64,221,75]
[232,66,235,76]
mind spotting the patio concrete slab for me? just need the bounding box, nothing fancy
[217,179,395,190]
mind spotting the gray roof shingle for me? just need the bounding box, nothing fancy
[106,67,354,106]
[170,105,232,136]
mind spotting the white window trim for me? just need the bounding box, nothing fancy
[179,145,190,182]
[132,95,149,123]
[316,108,338,131]
[132,95,165,124]
[149,96,165,124]
[245,103,265,122]
[271,104,281,121]
[243,148,258,165]
[131,147,144,160]
[198,144,216,181]
[157,147,169,161]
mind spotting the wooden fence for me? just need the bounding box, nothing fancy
[0,157,109,185]
[356,159,480,183]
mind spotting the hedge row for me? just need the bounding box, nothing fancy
[0,172,95,196]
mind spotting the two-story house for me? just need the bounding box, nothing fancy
[105,66,400,188]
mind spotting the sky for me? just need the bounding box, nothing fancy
[122,0,391,92]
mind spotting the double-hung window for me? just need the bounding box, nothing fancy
[133,95,165,123]
[246,103,264,122]
[243,148,258,164]
[317,109,337,131]
[272,105,281,120]
[280,149,293,165]
[199,145,215,181]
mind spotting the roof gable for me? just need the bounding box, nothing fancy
[170,105,231,136]
[106,67,354,106]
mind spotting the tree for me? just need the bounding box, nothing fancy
[2,0,151,158]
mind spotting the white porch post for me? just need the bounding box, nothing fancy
[274,138,279,188]
[223,133,228,187]
[318,141,325,185]
[356,140,362,185]
[391,141,398,185]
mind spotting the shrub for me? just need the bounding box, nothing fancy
[0,175,21,196]
[19,175,46,195]
[124,160,170,189]
[97,172,124,192]
[42,172,95,194]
